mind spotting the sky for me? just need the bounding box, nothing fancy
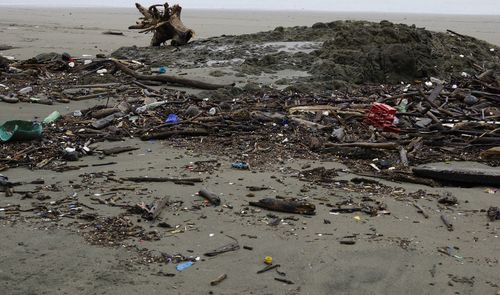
[0,0,498,15]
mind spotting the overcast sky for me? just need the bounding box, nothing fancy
[0,0,498,15]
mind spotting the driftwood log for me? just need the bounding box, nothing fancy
[249,198,316,215]
[111,60,231,90]
[198,189,221,206]
[129,2,194,46]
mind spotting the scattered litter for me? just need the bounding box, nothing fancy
[264,256,273,265]
[176,261,194,271]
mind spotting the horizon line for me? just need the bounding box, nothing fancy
[0,4,499,16]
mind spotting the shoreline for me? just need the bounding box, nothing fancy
[1,4,499,16]
[0,5,499,15]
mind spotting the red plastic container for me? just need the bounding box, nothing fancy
[364,103,400,133]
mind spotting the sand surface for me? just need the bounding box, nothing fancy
[1,7,500,59]
[1,7,500,295]
[1,140,499,295]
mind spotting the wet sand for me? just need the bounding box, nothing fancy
[1,7,500,59]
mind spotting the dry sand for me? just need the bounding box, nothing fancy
[0,7,500,59]
[0,7,500,295]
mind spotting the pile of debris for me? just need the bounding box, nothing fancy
[1,8,499,292]
[1,55,499,186]
[113,20,500,88]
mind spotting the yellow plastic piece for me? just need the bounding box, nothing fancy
[264,256,273,265]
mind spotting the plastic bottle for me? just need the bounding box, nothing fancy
[232,162,250,170]
[18,86,33,95]
[135,101,168,114]
[176,261,193,271]
[396,98,408,113]
[43,111,61,124]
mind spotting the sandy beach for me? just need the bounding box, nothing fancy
[2,145,498,294]
[1,5,500,295]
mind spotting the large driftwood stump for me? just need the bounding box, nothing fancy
[129,2,194,46]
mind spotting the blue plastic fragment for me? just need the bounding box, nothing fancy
[231,162,249,170]
[176,261,194,271]
[159,66,167,74]
[165,113,180,124]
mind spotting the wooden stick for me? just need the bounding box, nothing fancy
[324,142,399,150]
[274,278,294,285]
[102,31,124,36]
[413,202,429,219]
[204,236,240,257]
[446,29,469,39]
[378,91,420,103]
[290,117,327,129]
[111,60,231,90]
[210,274,227,286]
[141,128,209,140]
[132,80,159,92]
[145,197,169,220]
[399,147,409,166]
[67,83,121,88]
[257,264,280,274]
[101,146,139,155]
[122,177,203,183]
[419,87,457,117]
[73,91,114,101]
[426,111,442,126]
[91,108,120,119]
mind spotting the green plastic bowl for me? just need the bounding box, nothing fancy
[0,120,43,142]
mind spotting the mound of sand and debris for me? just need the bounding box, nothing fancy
[112,20,500,90]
